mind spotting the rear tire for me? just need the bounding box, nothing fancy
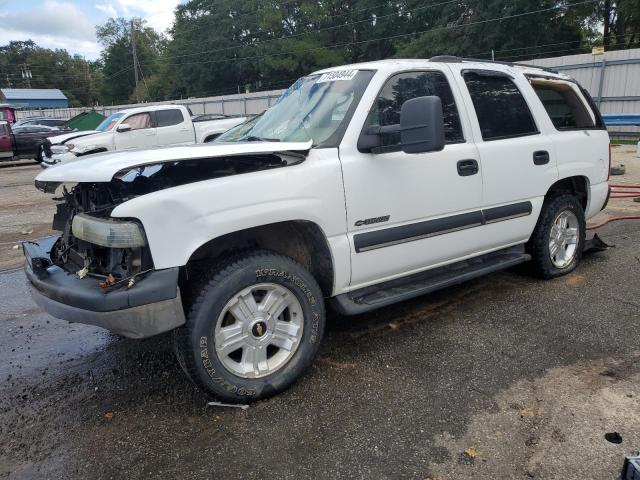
[173,250,325,403]
[527,194,585,279]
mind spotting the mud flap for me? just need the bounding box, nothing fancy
[583,233,612,254]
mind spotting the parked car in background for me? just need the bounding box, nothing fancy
[13,117,68,129]
[28,58,609,402]
[41,105,247,167]
[0,104,16,123]
[0,121,15,160]
[12,124,71,161]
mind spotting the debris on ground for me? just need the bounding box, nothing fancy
[20,229,34,235]
[207,401,249,410]
[611,165,626,176]
[77,266,88,279]
[464,447,481,459]
[104,411,114,420]
[605,432,623,444]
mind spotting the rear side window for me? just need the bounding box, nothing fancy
[463,72,538,141]
[155,109,184,127]
[365,70,464,149]
[528,78,596,130]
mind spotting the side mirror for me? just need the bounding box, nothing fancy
[117,123,131,133]
[400,96,445,154]
[357,96,445,154]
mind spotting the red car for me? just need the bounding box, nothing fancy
[0,121,15,161]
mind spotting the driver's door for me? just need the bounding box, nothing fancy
[115,112,157,150]
[339,69,484,289]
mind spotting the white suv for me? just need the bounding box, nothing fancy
[26,57,610,402]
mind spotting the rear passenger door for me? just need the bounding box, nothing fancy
[153,108,194,146]
[454,68,558,247]
[0,123,13,158]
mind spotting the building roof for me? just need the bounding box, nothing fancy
[0,88,67,101]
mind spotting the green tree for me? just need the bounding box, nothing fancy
[96,17,164,104]
[0,40,99,107]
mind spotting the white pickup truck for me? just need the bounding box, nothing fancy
[26,57,610,402]
[41,104,246,167]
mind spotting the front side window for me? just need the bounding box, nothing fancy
[124,113,152,131]
[365,70,464,149]
[463,72,538,141]
[528,77,596,130]
[155,109,184,127]
[215,70,374,147]
[96,112,124,132]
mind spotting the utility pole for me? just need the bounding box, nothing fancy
[5,74,12,88]
[131,19,139,101]
[20,64,32,88]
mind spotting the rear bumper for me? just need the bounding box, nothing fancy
[23,236,185,339]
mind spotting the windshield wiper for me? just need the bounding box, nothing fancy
[244,135,281,142]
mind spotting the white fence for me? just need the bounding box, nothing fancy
[14,89,286,120]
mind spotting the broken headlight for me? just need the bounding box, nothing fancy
[71,213,147,248]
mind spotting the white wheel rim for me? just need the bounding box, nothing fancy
[549,210,579,268]
[214,283,304,379]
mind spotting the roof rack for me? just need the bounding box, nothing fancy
[429,55,559,74]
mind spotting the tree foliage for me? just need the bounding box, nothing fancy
[1,1,637,106]
[0,40,99,107]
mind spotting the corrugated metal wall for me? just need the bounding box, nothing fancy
[522,48,640,137]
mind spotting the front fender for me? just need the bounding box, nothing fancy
[111,148,348,270]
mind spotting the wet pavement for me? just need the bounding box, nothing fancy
[1,219,639,479]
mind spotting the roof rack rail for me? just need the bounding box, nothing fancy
[429,55,558,74]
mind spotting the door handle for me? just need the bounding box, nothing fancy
[533,150,550,165]
[457,159,479,176]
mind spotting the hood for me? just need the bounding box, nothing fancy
[35,141,313,183]
[47,130,98,145]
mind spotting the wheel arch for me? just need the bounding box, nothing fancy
[545,175,589,211]
[183,220,335,297]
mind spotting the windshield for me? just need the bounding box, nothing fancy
[215,70,374,147]
[95,112,124,132]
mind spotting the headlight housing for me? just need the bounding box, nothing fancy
[50,144,69,154]
[72,214,147,248]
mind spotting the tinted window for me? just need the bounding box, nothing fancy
[463,72,538,140]
[529,79,596,130]
[155,109,184,127]
[366,71,464,148]
[41,119,66,127]
[125,113,152,130]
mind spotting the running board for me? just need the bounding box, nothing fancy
[331,246,531,315]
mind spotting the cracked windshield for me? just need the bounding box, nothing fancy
[215,70,373,146]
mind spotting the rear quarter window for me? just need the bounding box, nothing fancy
[528,77,597,130]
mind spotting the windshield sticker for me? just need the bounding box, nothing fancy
[316,70,358,83]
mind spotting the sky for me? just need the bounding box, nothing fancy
[0,0,184,60]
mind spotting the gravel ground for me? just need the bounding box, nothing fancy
[0,147,639,479]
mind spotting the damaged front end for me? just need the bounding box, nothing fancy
[26,151,303,338]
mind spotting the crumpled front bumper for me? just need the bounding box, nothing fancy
[23,236,186,339]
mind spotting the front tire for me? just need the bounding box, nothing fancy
[173,251,325,403]
[527,194,585,279]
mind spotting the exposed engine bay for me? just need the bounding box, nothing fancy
[45,153,303,282]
